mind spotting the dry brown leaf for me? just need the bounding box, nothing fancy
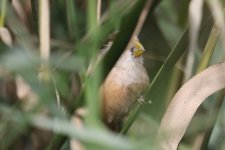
[157,62,225,150]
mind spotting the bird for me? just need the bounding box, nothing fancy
[100,36,149,132]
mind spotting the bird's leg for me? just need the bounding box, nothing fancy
[137,95,145,104]
[137,95,151,104]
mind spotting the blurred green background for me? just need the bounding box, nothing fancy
[0,0,225,150]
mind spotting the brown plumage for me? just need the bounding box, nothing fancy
[101,38,149,132]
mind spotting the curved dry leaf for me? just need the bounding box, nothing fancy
[157,62,225,150]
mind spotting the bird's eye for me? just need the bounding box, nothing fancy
[130,47,135,52]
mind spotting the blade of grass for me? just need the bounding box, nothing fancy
[84,0,101,126]
[97,0,101,25]
[87,0,97,33]
[197,24,220,73]
[66,0,77,39]
[166,60,183,103]
[0,0,7,27]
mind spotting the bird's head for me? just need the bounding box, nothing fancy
[130,38,145,57]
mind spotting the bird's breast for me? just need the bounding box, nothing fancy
[101,61,149,121]
[113,62,149,88]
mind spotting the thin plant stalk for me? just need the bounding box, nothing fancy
[87,0,97,33]
[97,0,101,25]
[84,0,101,125]
[39,0,50,60]
[197,24,220,73]
[166,62,183,104]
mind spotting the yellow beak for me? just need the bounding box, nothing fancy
[133,41,145,57]
[133,49,145,57]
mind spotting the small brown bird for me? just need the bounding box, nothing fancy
[101,37,149,132]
